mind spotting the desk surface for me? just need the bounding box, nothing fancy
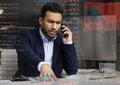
[0,69,120,85]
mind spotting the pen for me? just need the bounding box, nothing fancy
[20,75,29,81]
[20,75,26,78]
[89,76,117,80]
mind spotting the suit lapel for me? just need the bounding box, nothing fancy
[52,34,61,68]
[34,28,45,60]
[52,40,58,68]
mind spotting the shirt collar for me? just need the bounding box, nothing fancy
[39,27,57,42]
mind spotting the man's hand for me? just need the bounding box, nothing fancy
[39,64,57,81]
[61,25,72,43]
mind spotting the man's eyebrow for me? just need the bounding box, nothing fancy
[47,19,62,22]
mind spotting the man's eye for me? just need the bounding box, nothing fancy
[48,20,54,23]
[56,22,61,25]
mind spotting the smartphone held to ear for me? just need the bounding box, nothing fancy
[61,24,69,38]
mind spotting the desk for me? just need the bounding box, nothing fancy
[0,69,120,85]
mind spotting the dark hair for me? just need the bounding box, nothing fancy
[40,2,64,19]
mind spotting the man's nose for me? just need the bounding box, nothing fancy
[52,23,57,29]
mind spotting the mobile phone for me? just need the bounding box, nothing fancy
[61,24,68,38]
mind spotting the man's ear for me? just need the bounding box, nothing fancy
[39,17,43,25]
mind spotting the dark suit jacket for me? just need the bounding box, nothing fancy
[15,28,79,78]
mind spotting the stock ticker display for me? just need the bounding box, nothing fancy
[0,0,81,53]
[0,0,81,26]
[0,0,81,49]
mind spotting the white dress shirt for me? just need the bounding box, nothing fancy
[38,28,56,71]
[38,28,73,72]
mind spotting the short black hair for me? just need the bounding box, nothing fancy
[40,2,64,19]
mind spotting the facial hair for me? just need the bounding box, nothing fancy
[41,26,58,40]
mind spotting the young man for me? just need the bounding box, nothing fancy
[15,2,79,80]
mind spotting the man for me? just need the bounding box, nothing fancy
[15,2,79,80]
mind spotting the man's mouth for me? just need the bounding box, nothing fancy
[49,30,57,35]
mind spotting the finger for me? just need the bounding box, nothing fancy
[48,76,52,81]
[63,31,69,37]
[51,73,57,81]
[39,73,43,80]
[43,73,47,77]
[47,72,52,81]
[63,30,69,34]
[62,30,69,34]
[47,72,51,77]
[40,73,43,77]
[62,28,69,32]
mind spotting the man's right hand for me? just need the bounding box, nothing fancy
[39,64,57,81]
